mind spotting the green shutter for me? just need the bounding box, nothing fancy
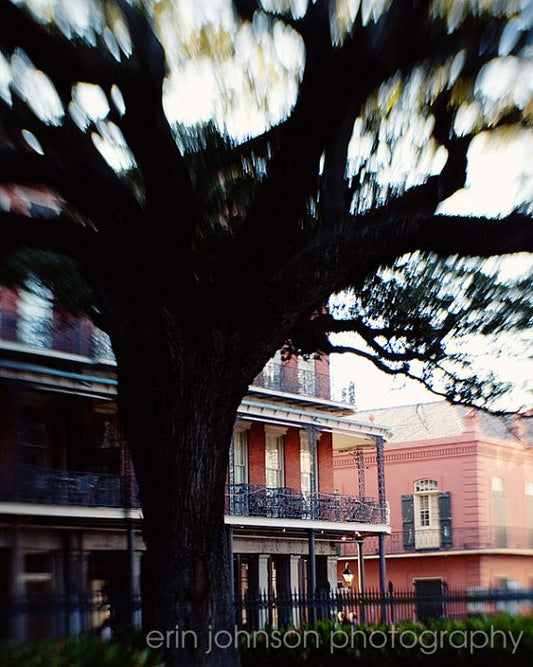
[402,494,414,549]
[438,491,452,547]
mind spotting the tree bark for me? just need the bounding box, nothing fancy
[113,322,249,667]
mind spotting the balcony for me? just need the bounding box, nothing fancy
[0,464,137,508]
[0,308,115,362]
[252,361,355,404]
[0,466,387,526]
[225,483,388,525]
[354,526,533,556]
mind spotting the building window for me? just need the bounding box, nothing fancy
[402,481,452,551]
[298,357,317,396]
[17,277,53,349]
[300,431,317,500]
[94,412,119,449]
[492,476,506,547]
[265,433,285,489]
[21,406,49,467]
[414,479,439,549]
[263,351,283,391]
[233,430,249,485]
[526,483,533,548]
[418,494,431,527]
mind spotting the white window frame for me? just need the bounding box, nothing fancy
[414,479,440,549]
[265,426,286,489]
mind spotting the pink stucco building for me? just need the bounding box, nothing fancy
[334,401,533,599]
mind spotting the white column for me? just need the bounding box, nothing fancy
[132,551,142,629]
[289,555,301,627]
[257,554,269,628]
[326,556,338,592]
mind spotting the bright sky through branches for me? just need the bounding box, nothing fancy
[2,0,532,411]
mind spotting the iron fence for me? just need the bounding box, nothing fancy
[1,587,532,642]
[234,586,533,629]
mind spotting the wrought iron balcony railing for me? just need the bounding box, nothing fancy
[252,362,357,404]
[225,483,388,525]
[0,466,387,526]
[0,308,115,361]
[0,464,137,508]
[347,526,533,556]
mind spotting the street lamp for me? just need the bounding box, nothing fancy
[341,562,354,587]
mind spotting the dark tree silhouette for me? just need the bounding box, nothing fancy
[0,1,531,664]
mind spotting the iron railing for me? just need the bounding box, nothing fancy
[226,483,388,524]
[0,464,137,508]
[347,526,533,556]
[252,362,332,400]
[234,586,533,628]
[0,466,386,525]
[1,308,361,404]
[0,308,115,361]
[1,587,532,642]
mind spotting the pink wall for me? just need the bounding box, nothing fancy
[335,433,533,536]
[333,417,533,591]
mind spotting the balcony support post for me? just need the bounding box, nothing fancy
[126,513,142,629]
[305,426,319,519]
[375,436,386,515]
[257,554,269,628]
[8,522,25,641]
[308,528,317,624]
[227,526,234,601]
[356,539,366,623]
[356,449,366,498]
[374,435,388,619]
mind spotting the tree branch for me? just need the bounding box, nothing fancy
[0,210,100,263]
[218,0,500,290]
[0,0,123,101]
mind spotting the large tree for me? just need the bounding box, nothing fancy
[0,0,532,664]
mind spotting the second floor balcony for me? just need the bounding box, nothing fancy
[0,465,387,527]
[0,304,115,362]
[352,526,533,556]
[225,483,388,525]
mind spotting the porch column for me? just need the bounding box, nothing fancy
[308,529,316,624]
[375,436,387,602]
[126,514,142,629]
[356,539,366,624]
[257,554,269,628]
[326,556,337,592]
[79,549,90,632]
[54,549,66,636]
[227,526,235,600]
[355,449,366,498]
[288,555,301,627]
[131,551,143,629]
[65,533,84,636]
[8,523,25,641]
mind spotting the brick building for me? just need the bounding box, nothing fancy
[0,281,391,639]
[334,400,533,607]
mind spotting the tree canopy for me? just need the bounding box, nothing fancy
[1,2,533,664]
[0,0,531,412]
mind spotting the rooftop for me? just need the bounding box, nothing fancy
[355,400,531,445]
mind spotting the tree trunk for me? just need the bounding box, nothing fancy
[114,333,249,667]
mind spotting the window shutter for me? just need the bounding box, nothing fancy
[402,495,414,549]
[438,491,452,547]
